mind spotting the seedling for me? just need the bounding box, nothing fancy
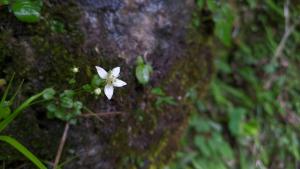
[135,56,153,85]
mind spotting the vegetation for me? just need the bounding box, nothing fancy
[0,75,47,169]
[135,56,153,85]
[167,0,300,169]
[0,0,43,23]
[1,0,299,168]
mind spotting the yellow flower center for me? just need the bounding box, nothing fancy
[106,72,116,85]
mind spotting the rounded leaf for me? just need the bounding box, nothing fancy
[135,64,153,85]
[12,0,42,23]
[60,97,73,109]
[43,88,56,100]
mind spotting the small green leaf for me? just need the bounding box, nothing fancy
[151,87,165,96]
[213,4,235,46]
[60,90,75,98]
[189,116,210,133]
[136,64,153,85]
[91,75,103,87]
[46,103,57,113]
[73,101,83,110]
[228,108,246,136]
[60,97,73,109]
[46,103,57,119]
[43,88,56,100]
[54,109,65,120]
[82,84,92,92]
[242,120,259,136]
[46,89,82,122]
[135,56,153,85]
[12,0,43,23]
[59,90,75,109]
[194,136,211,157]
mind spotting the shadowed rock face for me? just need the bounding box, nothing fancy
[79,0,193,64]
[0,0,212,168]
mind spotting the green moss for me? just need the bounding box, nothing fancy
[0,1,87,87]
[0,0,87,162]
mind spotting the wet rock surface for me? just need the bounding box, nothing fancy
[0,0,212,168]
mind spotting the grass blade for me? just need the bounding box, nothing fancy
[0,91,45,132]
[9,79,24,105]
[0,135,47,169]
[1,73,15,103]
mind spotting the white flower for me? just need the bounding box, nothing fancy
[94,88,101,95]
[72,67,79,73]
[95,66,127,100]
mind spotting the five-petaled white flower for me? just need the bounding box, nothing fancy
[95,66,127,100]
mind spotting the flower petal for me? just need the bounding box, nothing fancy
[104,85,114,100]
[111,67,120,77]
[113,79,127,87]
[96,66,107,79]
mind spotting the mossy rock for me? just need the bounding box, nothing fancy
[0,0,213,168]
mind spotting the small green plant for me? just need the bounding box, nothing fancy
[0,74,47,169]
[44,65,127,124]
[43,89,83,124]
[43,68,89,124]
[169,1,300,168]
[44,66,127,168]
[135,56,153,85]
[0,0,43,23]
